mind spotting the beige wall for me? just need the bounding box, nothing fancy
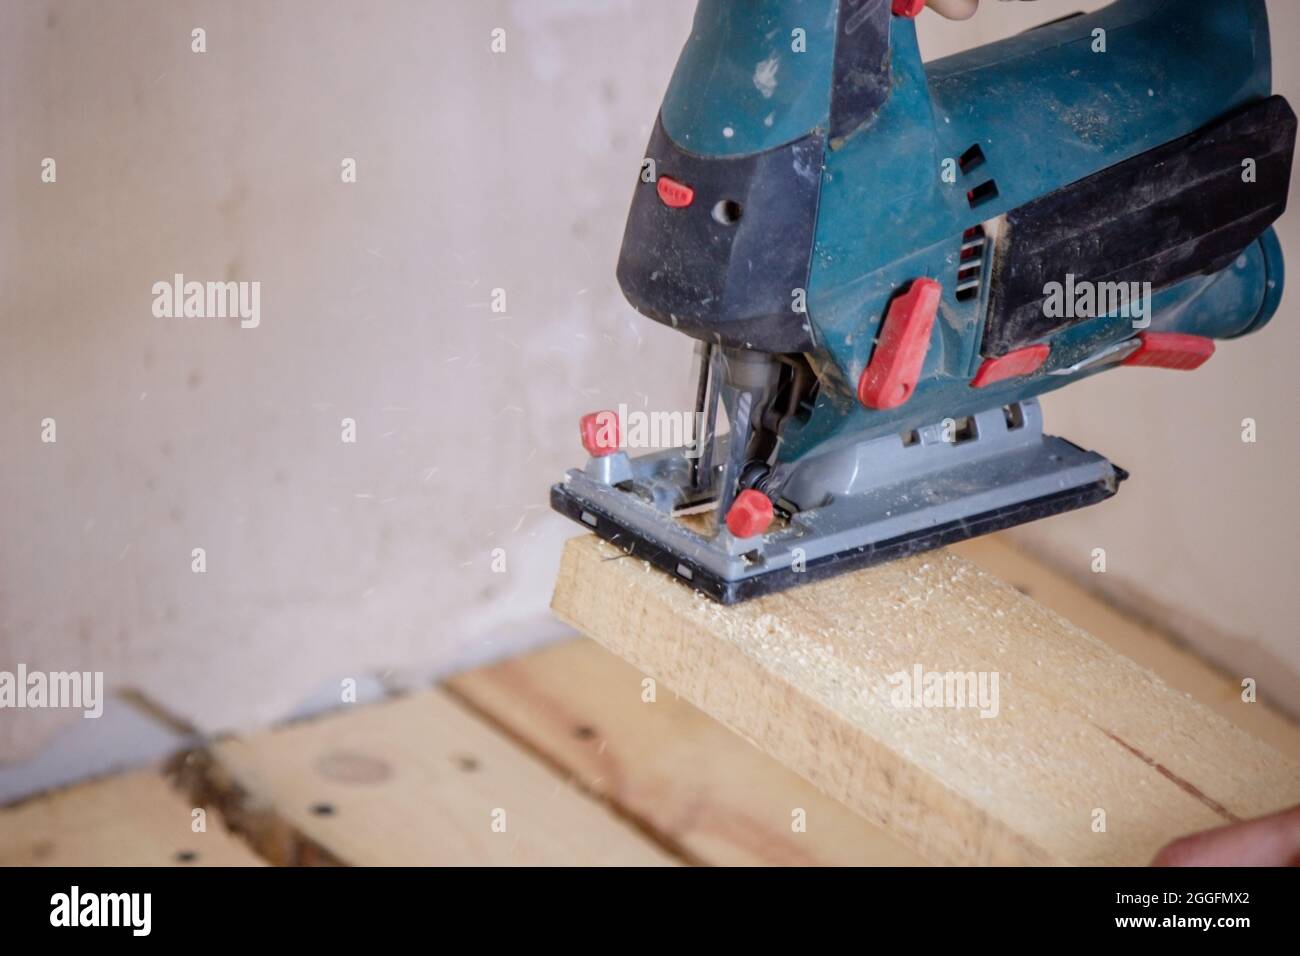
[1,0,702,759]
[2,0,1296,761]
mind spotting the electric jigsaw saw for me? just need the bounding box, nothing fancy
[551,0,1296,604]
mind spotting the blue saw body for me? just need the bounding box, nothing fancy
[804,0,1284,451]
[551,0,1296,603]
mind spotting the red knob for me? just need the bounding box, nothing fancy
[857,278,942,410]
[892,0,926,17]
[726,489,774,539]
[1121,332,1215,371]
[656,176,695,209]
[579,410,619,457]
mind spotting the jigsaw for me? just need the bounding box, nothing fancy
[551,0,1296,604]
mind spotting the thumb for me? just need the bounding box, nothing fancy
[1153,804,1300,867]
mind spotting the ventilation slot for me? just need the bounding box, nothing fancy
[959,143,986,174]
[967,179,999,209]
[950,416,979,445]
[955,225,987,303]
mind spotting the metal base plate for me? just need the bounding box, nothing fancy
[549,401,1127,604]
[552,469,1123,604]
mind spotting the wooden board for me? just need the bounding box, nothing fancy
[551,534,1300,866]
[448,638,923,866]
[190,687,676,866]
[0,770,264,866]
[952,537,1300,759]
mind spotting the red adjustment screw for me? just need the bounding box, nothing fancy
[579,410,620,457]
[892,0,926,17]
[726,489,774,539]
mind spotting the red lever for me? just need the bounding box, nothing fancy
[656,176,695,209]
[1121,332,1215,371]
[970,344,1051,388]
[579,410,620,457]
[892,0,926,16]
[726,489,774,539]
[857,279,942,410]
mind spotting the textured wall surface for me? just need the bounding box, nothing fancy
[2,0,1296,764]
[1,0,700,759]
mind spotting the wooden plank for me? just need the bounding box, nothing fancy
[0,770,264,866]
[951,537,1300,759]
[191,687,677,866]
[448,638,924,866]
[551,534,1300,866]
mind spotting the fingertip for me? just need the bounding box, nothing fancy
[1150,838,1194,867]
[927,0,979,21]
